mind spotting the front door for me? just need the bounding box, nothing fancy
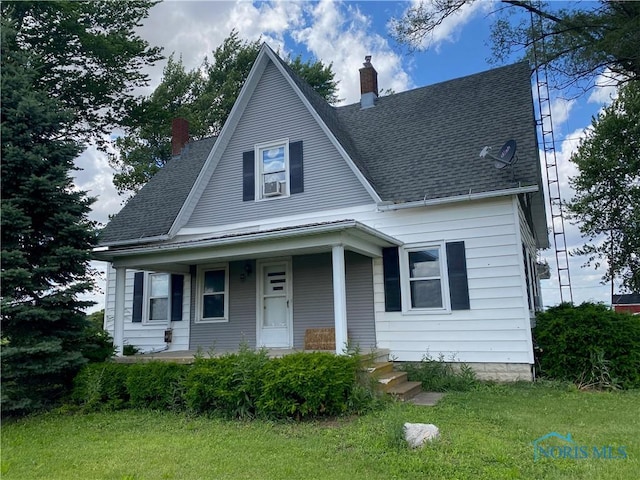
[258,260,292,348]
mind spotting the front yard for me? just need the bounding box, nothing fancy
[2,382,638,479]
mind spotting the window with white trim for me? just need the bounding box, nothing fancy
[403,244,449,311]
[197,265,229,322]
[256,140,289,199]
[147,273,169,323]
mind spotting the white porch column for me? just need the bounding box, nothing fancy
[332,245,348,355]
[113,266,126,356]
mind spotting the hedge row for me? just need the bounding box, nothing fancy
[534,302,640,389]
[72,350,377,419]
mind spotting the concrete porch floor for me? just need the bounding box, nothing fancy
[113,348,389,364]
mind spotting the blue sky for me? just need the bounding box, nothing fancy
[75,1,618,311]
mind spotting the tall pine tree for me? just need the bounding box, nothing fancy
[1,18,97,414]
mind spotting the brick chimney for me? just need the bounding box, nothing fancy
[359,55,378,109]
[171,118,189,156]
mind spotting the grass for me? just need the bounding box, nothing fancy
[2,382,638,479]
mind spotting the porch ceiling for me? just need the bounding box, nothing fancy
[93,219,402,271]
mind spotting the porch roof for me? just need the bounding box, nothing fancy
[93,219,402,271]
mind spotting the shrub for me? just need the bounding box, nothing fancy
[72,362,130,411]
[534,302,640,389]
[400,353,478,392]
[184,347,269,419]
[257,352,361,419]
[122,344,140,356]
[126,362,190,410]
[79,325,115,363]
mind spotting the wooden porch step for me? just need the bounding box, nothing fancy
[386,381,423,401]
[365,361,394,376]
[376,371,409,391]
[365,361,423,402]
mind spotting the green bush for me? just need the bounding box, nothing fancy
[126,362,190,410]
[184,347,269,418]
[79,325,115,363]
[72,362,130,411]
[70,351,377,420]
[401,353,478,392]
[534,302,640,389]
[257,352,361,419]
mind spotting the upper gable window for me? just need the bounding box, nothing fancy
[243,140,303,202]
[257,140,289,199]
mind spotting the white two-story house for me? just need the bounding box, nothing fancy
[95,44,547,380]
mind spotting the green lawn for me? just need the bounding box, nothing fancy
[2,383,638,479]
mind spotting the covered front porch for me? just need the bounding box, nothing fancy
[113,346,392,364]
[95,220,401,356]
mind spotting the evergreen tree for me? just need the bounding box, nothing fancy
[1,19,97,414]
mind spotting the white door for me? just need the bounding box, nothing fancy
[258,261,292,348]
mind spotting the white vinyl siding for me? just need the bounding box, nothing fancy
[104,265,190,352]
[367,197,533,364]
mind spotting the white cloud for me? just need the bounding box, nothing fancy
[391,0,489,52]
[588,69,622,105]
[537,124,611,307]
[293,0,411,104]
[550,97,576,129]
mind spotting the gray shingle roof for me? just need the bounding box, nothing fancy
[98,137,216,244]
[98,57,545,247]
[336,61,540,202]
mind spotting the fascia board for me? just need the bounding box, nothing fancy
[103,220,402,262]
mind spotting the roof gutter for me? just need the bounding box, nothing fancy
[97,234,171,248]
[93,220,401,261]
[376,185,539,211]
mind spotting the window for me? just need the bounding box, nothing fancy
[257,140,289,199]
[148,273,169,322]
[522,244,541,311]
[197,265,229,322]
[132,272,184,324]
[243,140,303,202]
[405,246,446,310]
[383,242,469,314]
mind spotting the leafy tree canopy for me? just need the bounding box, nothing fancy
[2,0,163,146]
[391,1,640,92]
[567,80,640,292]
[110,30,339,195]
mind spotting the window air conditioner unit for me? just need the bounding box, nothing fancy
[264,181,283,197]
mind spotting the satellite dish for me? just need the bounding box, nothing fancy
[479,139,519,179]
[495,139,517,169]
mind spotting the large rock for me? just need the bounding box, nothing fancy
[404,423,440,448]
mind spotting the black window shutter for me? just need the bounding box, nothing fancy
[132,272,144,322]
[242,150,255,201]
[382,247,402,312]
[171,274,184,322]
[446,241,470,310]
[289,140,304,194]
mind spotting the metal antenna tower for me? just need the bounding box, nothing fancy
[530,8,573,304]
